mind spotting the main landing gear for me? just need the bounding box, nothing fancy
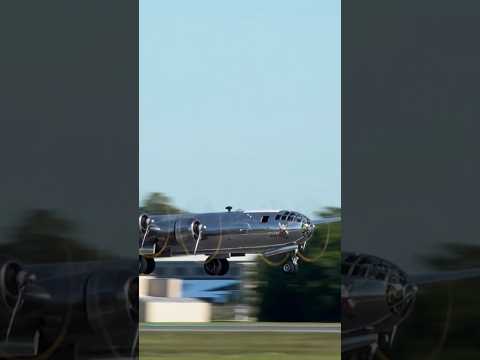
[282,253,299,274]
[139,256,155,275]
[204,257,229,276]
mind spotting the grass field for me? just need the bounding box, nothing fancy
[140,331,340,360]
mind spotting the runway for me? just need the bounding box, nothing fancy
[140,322,341,333]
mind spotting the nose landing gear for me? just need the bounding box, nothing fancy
[282,253,299,274]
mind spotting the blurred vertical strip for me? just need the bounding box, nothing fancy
[0,0,138,358]
[343,0,480,358]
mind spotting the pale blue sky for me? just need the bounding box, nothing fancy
[140,0,340,218]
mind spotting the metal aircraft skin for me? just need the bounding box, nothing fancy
[0,259,137,358]
[341,251,480,359]
[138,208,340,276]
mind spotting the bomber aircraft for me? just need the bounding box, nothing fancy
[138,207,340,276]
[341,252,480,359]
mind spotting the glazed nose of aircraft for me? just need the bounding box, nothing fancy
[302,217,315,236]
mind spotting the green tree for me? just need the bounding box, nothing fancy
[0,209,102,263]
[253,207,341,322]
[393,242,480,359]
[140,192,182,214]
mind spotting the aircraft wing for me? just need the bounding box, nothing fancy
[312,216,341,225]
[410,268,480,285]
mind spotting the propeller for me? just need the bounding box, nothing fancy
[297,216,340,263]
[259,216,341,267]
[193,222,207,255]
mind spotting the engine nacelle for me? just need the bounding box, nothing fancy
[139,214,206,255]
[0,259,22,315]
[174,217,205,254]
[138,214,176,256]
[138,213,151,234]
[0,258,36,319]
[86,269,138,352]
[0,258,41,358]
[139,214,174,237]
[1,260,138,358]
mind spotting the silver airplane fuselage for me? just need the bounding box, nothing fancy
[139,209,315,258]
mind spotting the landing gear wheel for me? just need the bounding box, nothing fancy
[204,258,230,276]
[139,256,156,275]
[282,259,298,273]
[204,259,218,276]
[138,256,146,274]
[218,258,229,276]
[145,258,155,274]
[282,252,299,274]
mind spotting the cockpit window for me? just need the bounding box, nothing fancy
[369,265,387,281]
[287,215,294,221]
[352,264,369,277]
[261,215,269,223]
[296,217,301,222]
[275,214,281,220]
[281,215,287,220]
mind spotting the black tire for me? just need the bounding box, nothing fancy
[204,258,229,276]
[145,258,156,275]
[138,256,147,274]
[282,260,298,274]
[218,259,229,276]
[212,259,222,276]
[139,256,155,275]
[204,260,216,276]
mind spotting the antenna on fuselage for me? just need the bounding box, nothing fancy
[225,206,233,212]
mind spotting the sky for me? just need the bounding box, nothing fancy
[140,0,340,218]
